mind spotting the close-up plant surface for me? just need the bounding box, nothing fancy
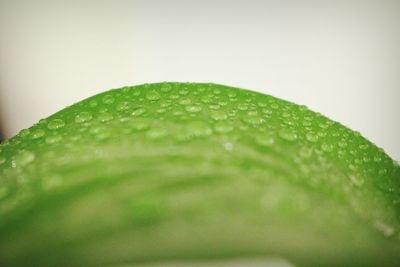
[0,83,399,267]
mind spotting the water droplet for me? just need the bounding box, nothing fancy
[146,128,168,140]
[172,110,184,117]
[169,93,180,100]
[89,100,98,107]
[174,129,193,142]
[179,89,189,95]
[14,150,35,167]
[42,175,63,190]
[379,169,388,176]
[46,135,62,144]
[102,95,115,104]
[69,133,83,142]
[131,119,150,131]
[299,147,313,158]
[319,122,329,129]
[362,155,371,163]
[348,174,364,187]
[19,129,31,137]
[279,128,298,142]
[75,112,92,123]
[359,144,369,150]
[121,86,132,93]
[348,162,359,170]
[208,104,220,110]
[116,101,132,111]
[201,95,213,103]
[373,221,395,237]
[337,150,346,159]
[185,105,202,113]
[373,155,382,163]
[210,111,228,121]
[306,132,318,143]
[271,103,279,109]
[257,101,267,107]
[188,122,212,137]
[242,114,264,125]
[160,100,171,108]
[161,84,172,92]
[146,91,160,101]
[255,133,275,147]
[305,114,315,123]
[262,108,273,115]
[131,107,146,117]
[179,98,192,105]
[321,143,333,152]
[212,89,221,95]
[238,103,249,111]
[224,142,234,151]
[283,118,296,126]
[98,113,114,122]
[298,105,308,112]
[338,140,348,148]
[228,92,237,98]
[119,117,131,123]
[214,121,234,134]
[31,129,45,139]
[89,126,110,140]
[47,119,65,130]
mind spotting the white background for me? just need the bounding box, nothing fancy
[0,0,399,160]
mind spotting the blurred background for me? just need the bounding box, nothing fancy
[0,0,399,160]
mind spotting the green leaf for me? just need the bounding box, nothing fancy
[0,83,399,267]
